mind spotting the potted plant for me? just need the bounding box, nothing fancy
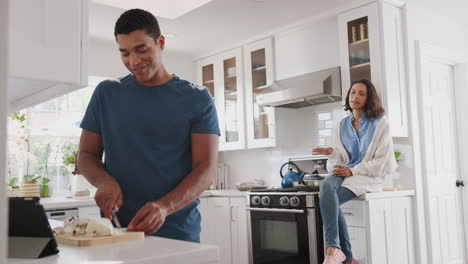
[40,177,51,197]
[19,171,42,197]
[7,176,20,197]
[62,143,89,196]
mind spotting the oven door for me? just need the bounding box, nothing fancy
[248,207,311,264]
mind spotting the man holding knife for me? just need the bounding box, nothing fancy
[77,8,219,242]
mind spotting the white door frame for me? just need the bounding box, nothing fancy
[0,0,9,261]
[415,40,468,263]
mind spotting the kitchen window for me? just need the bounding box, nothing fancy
[7,84,96,194]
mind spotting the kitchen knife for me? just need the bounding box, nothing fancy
[111,209,122,229]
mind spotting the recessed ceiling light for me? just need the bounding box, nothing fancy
[93,0,215,19]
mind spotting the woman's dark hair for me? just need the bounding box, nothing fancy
[114,9,161,41]
[344,79,385,119]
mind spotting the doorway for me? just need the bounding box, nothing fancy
[417,42,467,264]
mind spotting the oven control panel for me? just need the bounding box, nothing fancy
[249,194,315,208]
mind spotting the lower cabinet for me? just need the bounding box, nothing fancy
[199,196,248,264]
[340,196,415,264]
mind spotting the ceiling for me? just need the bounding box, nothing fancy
[89,0,468,58]
[89,0,351,58]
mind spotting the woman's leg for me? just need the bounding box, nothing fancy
[337,187,357,262]
[319,176,345,249]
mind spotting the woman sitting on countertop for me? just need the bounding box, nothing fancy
[312,79,397,264]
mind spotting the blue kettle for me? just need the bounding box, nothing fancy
[280,161,305,188]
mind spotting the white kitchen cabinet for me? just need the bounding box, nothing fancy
[200,197,232,264]
[340,195,415,264]
[196,48,246,151]
[274,17,339,81]
[199,195,249,264]
[196,37,283,151]
[229,197,249,264]
[243,38,277,149]
[78,206,100,219]
[8,0,88,112]
[338,1,408,137]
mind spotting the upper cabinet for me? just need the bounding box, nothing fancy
[338,1,408,137]
[8,0,88,112]
[196,37,282,151]
[197,48,246,151]
[243,38,277,149]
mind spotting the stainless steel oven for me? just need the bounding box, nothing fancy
[247,192,324,264]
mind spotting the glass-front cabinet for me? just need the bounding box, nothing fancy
[347,16,371,83]
[196,48,245,151]
[338,2,408,137]
[244,38,276,149]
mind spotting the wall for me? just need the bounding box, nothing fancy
[89,38,195,82]
[403,3,468,263]
[222,101,343,187]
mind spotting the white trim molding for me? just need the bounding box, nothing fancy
[0,0,9,261]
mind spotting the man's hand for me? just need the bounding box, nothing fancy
[332,165,353,177]
[94,178,123,220]
[127,202,169,235]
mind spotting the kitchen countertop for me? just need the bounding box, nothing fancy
[201,189,248,197]
[40,189,248,210]
[7,236,219,264]
[40,196,96,210]
[356,189,415,200]
[40,189,413,209]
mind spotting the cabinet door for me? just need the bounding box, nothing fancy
[339,2,408,137]
[380,2,408,137]
[207,197,232,264]
[338,2,382,99]
[198,197,211,243]
[196,49,246,151]
[196,56,219,103]
[230,197,248,264]
[244,38,277,149]
[218,48,246,151]
[196,56,223,146]
[388,197,415,264]
[348,227,368,264]
[8,0,87,85]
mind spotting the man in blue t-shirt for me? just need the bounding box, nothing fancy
[78,9,220,242]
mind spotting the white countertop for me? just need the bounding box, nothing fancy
[7,236,219,264]
[356,189,415,200]
[40,190,247,210]
[40,197,96,210]
[201,189,248,197]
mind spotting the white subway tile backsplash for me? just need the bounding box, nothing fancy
[221,101,344,187]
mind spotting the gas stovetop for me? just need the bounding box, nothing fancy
[249,185,320,193]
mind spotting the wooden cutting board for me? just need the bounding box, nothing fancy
[56,231,145,247]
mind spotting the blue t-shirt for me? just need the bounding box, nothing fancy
[340,114,382,168]
[80,74,220,242]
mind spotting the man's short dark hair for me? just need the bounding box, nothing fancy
[114,9,161,40]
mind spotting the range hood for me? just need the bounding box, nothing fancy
[256,66,342,108]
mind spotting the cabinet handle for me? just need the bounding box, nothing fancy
[231,206,238,222]
[343,212,353,216]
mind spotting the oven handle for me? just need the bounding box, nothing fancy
[246,208,305,214]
